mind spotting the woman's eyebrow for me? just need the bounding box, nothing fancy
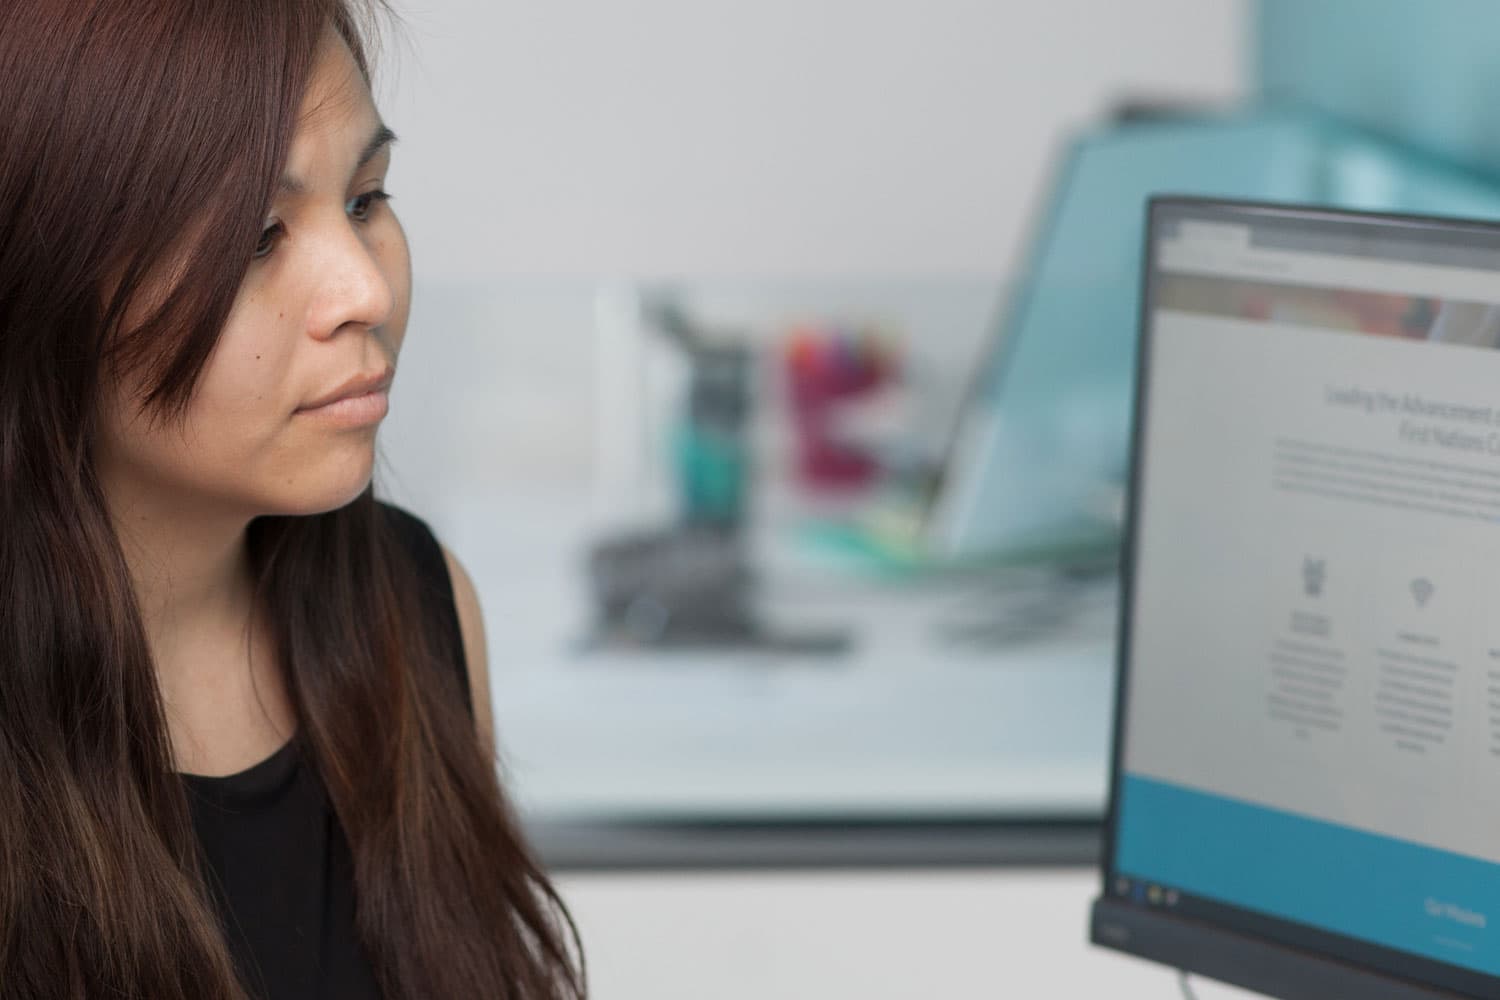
[278,122,397,195]
[355,123,397,171]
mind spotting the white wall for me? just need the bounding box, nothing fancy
[559,869,1264,999]
[383,0,1246,279]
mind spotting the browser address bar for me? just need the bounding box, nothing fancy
[1157,240,1500,304]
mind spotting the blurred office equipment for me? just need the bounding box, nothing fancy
[782,325,900,493]
[1259,0,1500,177]
[649,298,754,531]
[1094,198,1500,1000]
[585,527,754,649]
[582,296,758,649]
[923,109,1500,566]
[584,295,851,654]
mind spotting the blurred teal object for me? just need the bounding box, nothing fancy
[641,297,753,531]
[929,109,1500,561]
[674,413,746,528]
[1258,0,1500,178]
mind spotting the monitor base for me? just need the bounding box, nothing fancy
[1090,896,1471,1000]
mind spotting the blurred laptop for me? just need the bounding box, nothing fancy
[830,108,1500,578]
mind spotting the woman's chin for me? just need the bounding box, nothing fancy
[269,449,378,516]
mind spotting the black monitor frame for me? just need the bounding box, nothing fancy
[1092,197,1500,1000]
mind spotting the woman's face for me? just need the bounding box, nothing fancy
[98,27,411,520]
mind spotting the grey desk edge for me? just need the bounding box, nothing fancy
[529,815,1103,872]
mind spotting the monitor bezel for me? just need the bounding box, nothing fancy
[1095,195,1500,1000]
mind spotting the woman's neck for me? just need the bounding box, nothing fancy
[110,487,256,645]
[105,479,296,775]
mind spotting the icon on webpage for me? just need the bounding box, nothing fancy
[1302,557,1326,597]
[1411,577,1435,608]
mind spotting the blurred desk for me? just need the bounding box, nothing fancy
[435,490,1115,867]
[377,275,1116,868]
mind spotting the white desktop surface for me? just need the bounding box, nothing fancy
[433,490,1114,822]
[560,867,1264,999]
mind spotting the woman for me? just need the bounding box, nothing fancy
[0,1,584,998]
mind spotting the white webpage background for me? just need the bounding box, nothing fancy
[1125,307,1500,866]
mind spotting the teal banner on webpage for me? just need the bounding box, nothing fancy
[1117,774,1500,976]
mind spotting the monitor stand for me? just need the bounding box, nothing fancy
[1091,896,1471,1000]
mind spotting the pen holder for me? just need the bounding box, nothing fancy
[784,327,895,491]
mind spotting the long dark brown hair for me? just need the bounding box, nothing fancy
[0,1,583,997]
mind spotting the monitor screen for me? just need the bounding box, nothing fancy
[1102,198,1500,999]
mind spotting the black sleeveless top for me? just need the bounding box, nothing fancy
[182,504,470,1000]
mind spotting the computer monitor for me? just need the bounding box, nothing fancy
[926,110,1500,566]
[1093,198,1500,999]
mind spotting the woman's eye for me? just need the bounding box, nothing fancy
[347,189,391,222]
[253,221,283,260]
[252,191,391,261]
